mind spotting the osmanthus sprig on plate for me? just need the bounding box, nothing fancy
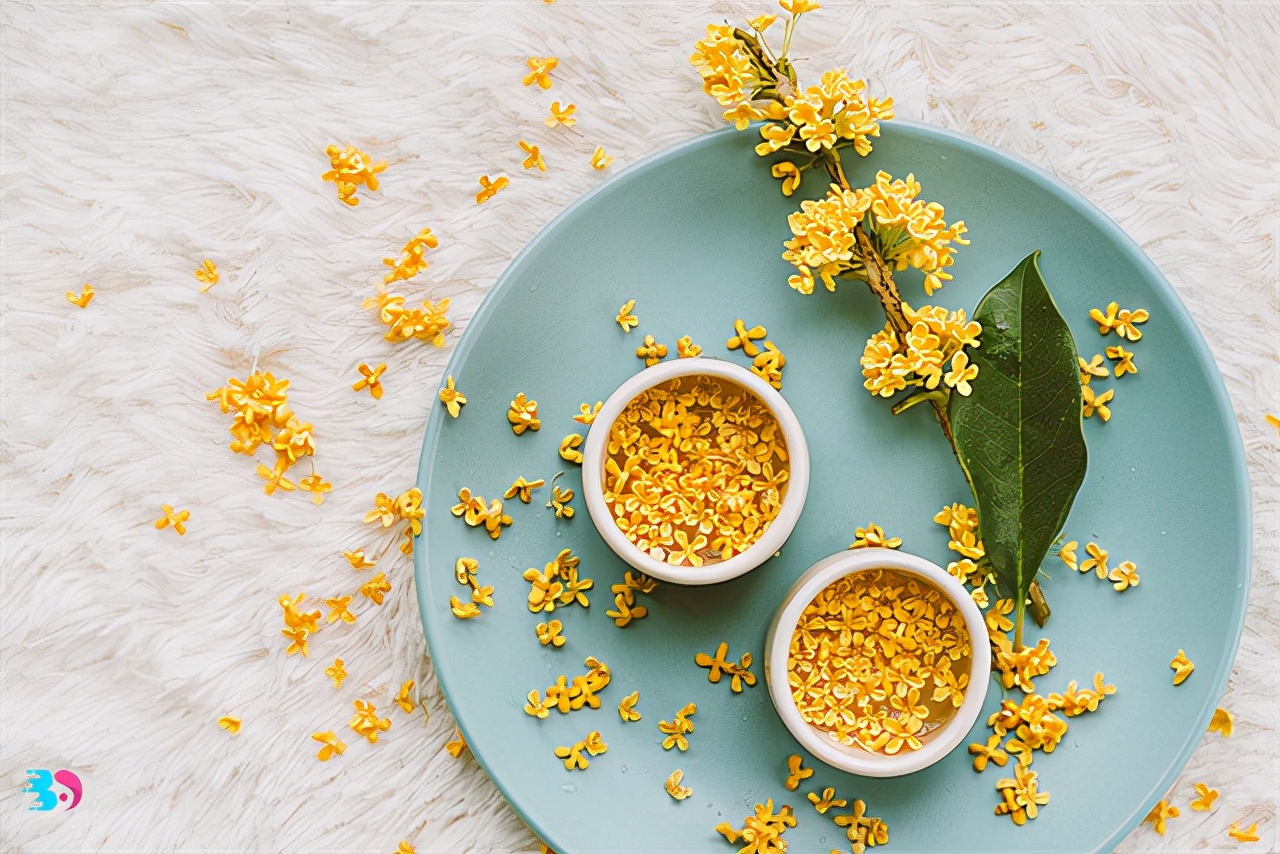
[691,0,1087,650]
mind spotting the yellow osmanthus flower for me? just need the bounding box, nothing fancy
[281,625,311,657]
[717,799,799,852]
[1108,560,1140,592]
[194,259,219,292]
[780,0,822,13]
[1208,707,1234,736]
[994,636,1056,693]
[217,716,241,735]
[1267,413,1280,436]
[747,14,777,31]
[322,144,386,206]
[1143,799,1179,835]
[1058,540,1078,570]
[695,642,757,693]
[665,769,693,800]
[689,24,763,112]
[751,340,786,389]
[995,764,1049,826]
[968,733,1009,772]
[519,140,547,172]
[1189,783,1218,811]
[970,586,989,610]
[1079,354,1108,385]
[350,699,392,744]
[635,333,668,366]
[382,228,438,284]
[395,680,416,713]
[849,521,901,550]
[986,598,1016,634]
[155,504,190,535]
[574,402,602,424]
[444,727,469,758]
[771,161,803,196]
[765,68,893,157]
[1106,344,1137,377]
[475,175,509,204]
[860,303,981,398]
[807,787,848,814]
[363,287,452,346]
[590,146,613,171]
[615,299,638,332]
[1170,649,1194,685]
[554,740,591,771]
[450,596,482,619]
[1080,541,1108,577]
[325,658,347,689]
[359,572,391,605]
[785,172,966,296]
[298,474,331,505]
[657,703,697,751]
[1082,384,1114,421]
[312,731,346,761]
[353,362,387,399]
[343,549,375,570]
[536,619,566,647]
[559,434,584,464]
[523,56,558,89]
[618,691,641,722]
[546,101,576,128]
[437,375,466,417]
[784,754,813,790]
[676,336,702,358]
[508,393,541,434]
[504,476,545,503]
[66,283,94,308]
[325,595,357,625]
[727,318,767,357]
[396,842,416,854]
[1228,822,1261,843]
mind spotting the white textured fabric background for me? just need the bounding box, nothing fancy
[1,2,1277,852]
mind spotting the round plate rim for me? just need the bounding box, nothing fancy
[414,123,1253,854]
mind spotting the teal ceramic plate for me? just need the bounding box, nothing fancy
[415,124,1250,853]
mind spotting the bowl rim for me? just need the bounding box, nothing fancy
[580,356,810,586]
[764,547,992,777]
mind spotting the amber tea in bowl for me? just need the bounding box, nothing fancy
[765,548,991,776]
[581,358,809,585]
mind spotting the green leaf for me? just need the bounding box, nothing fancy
[948,251,1087,634]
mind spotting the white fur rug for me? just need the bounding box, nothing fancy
[2,3,1277,852]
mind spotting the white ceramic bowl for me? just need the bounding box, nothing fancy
[581,357,809,585]
[764,547,991,777]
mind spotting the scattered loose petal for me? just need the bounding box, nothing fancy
[438,376,467,417]
[1267,414,1280,436]
[676,336,702,358]
[1080,542,1109,578]
[194,259,220,292]
[1106,344,1137,378]
[849,521,901,550]
[665,769,693,800]
[635,334,668,366]
[322,144,386,206]
[444,727,469,758]
[475,174,509,204]
[519,140,547,172]
[695,642,757,693]
[574,402,602,425]
[618,690,641,722]
[360,573,392,605]
[382,228,438,284]
[1108,561,1140,591]
[590,146,613,171]
[1143,799,1180,835]
[1190,783,1218,812]
[1082,384,1114,421]
[395,680,416,714]
[1089,302,1120,335]
[615,299,638,332]
[450,596,482,619]
[349,699,391,744]
[536,619,567,647]
[1208,707,1234,737]
[807,787,848,815]
[217,716,241,735]
[325,595,357,625]
[312,730,347,761]
[1170,649,1194,685]
[726,318,767,357]
[523,56,558,89]
[559,433,584,464]
[343,549,375,570]
[784,754,814,790]
[298,474,331,505]
[1115,307,1149,341]
[1079,354,1108,384]
[155,504,190,536]
[508,393,541,434]
[504,476,545,503]
[549,486,575,519]
[1058,540,1078,570]
[968,734,1009,772]
[325,658,347,689]
[66,283,94,308]
[546,101,577,128]
[396,843,416,854]
[352,363,387,399]
[1228,822,1261,843]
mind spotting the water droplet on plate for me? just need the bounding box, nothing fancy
[561,783,576,794]
[620,764,629,773]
